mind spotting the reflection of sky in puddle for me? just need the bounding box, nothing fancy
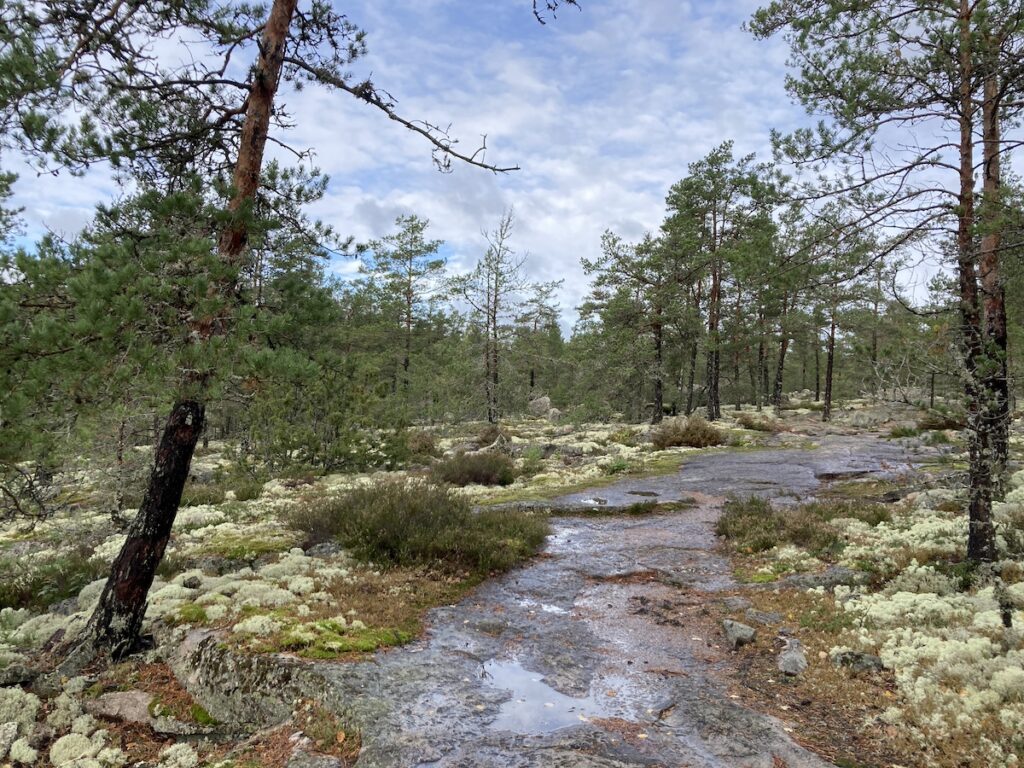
[482,659,623,733]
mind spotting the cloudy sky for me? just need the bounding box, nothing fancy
[12,0,807,324]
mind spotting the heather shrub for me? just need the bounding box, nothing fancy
[652,416,725,449]
[431,451,517,486]
[735,411,780,432]
[286,479,548,574]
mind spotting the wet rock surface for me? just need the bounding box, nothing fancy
[189,436,910,767]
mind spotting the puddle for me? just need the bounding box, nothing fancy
[517,598,570,615]
[482,659,621,733]
[627,490,659,497]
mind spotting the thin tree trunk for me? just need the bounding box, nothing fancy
[86,0,299,656]
[822,312,836,422]
[814,335,821,402]
[957,4,996,563]
[706,259,721,421]
[771,294,790,408]
[651,308,664,424]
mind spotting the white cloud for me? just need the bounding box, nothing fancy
[9,0,804,322]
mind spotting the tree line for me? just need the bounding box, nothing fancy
[1,0,1023,665]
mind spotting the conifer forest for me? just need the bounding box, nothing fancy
[2,2,1024,767]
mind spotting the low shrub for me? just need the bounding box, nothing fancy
[888,425,922,439]
[652,416,725,450]
[735,412,780,432]
[180,482,227,507]
[0,547,108,611]
[431,451,517,486]
[715,496,786,552]
[476,423,508,448]
[286,479,549,574]
[607,427,641,446]
[917,408,966,431]
[716,496,890,557]
[405,429,439,460]
[519,446,547,477]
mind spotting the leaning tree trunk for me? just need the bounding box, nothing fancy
[85,0,299,656]
[90,401,204,658]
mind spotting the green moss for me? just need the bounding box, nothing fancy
[190,703,218,726]
[173,603,209,625]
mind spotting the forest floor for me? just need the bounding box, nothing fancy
[2,397,1021,767]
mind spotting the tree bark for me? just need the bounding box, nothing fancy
[90,401,204,658]
[822,311,836,422]
[771,293,790,408]
[979,62,1010,492]
[957,2,997,563]
[706,258,721,421]
[651,307,664,424]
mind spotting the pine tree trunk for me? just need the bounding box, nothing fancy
[90,401,204,658]
[771,294,789,408]
[651,311,664,424]
[979,66,1010,492]
[957,5,997,563]
[685,336,698,416]
[706,259,721,421]
[814,336,821,402]
[822,313,836,422]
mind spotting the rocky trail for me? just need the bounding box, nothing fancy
[178,436,916,768]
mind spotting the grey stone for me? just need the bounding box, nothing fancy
[305,542,344,559]
[722,596,752,612]
[27,722,55,750]
[287,749,343,768]
[778,639,808,676]
[722,620,756,649]
[547,408,563,422]
[781,565,864,590]
[86,691,154,725]
[831,650,884,674]
[0,721,18,761]
[0,663,37,687]
[528,396,552,417]
[745,608,783,626]
[181,575,202,590]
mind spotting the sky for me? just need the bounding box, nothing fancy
[10,0,807,326]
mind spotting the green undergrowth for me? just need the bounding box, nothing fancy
[716,496,891,559]
[567,498,697,517]
[0,546,107,611]
[287,478,549,575]
[652,415,726,449]
[430,451,517,486]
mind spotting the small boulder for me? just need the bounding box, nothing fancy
[86,690,155,725]
[830,649,884,674]
[778,638,808,676]
[722,596,752,612]
[722,619,756,649]
[547,408,563,422]
[529,396,552,417]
